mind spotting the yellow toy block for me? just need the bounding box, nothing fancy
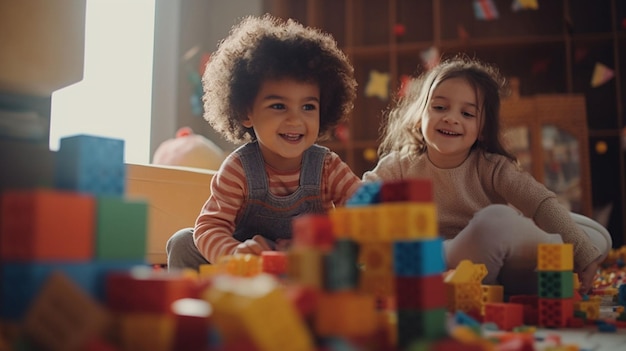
[329,207,351,238]
[358,242,393,275]
[216,253,262,277]
[358,272,395,297]
[446,282,482,314]
[349,206,380,242]
[574,300,600,320]
[198,264,219,279]
[287,248,323,288]
[537,243,573,271]
[314,291,378,337]
[481,285,504,314]
[444,260,487,284]
[377,202,438,240]
[118,313,176,351]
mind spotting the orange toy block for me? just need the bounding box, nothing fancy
[328,207,351,238]
[537,243,574,271]
[287,248,323,288]
[483,302,524,331]
[217,253,262,277]
[1,189,95,261]
[314,291,378,338]
[377,203,438,240]
[118,313,176,351]
[292,214,335,250]
[23,272,112,351]
[348,206,380,242]
[261,251,288,276]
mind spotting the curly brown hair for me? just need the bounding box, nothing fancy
[202,14,357,144]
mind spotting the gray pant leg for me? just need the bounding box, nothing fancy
[165,227,210,271]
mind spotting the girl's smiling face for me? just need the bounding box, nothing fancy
[243,78,320,171]
[421,77,483,168]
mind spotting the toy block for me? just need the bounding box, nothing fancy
[284,285,319,317]
[359,242,393,276]
[538,298,574,328]
[328,207,351,238]
[346,181,381,206]
[379,178,433,203]
[1,262,96,321]
[199,263,220,279]
[348,206,380,242]
[444,260,487,284]
[574,300,600,320]
[538,271,574,298]
[22,272,112,351]
[377,203,438,240]
[118,313,175,351]
[94,196,148,260]
[261,251,288,276]
[105,268,196,314]
[618,284,626,305]
[314,291,377,338]
[216,254,262,277]
[323,239,359,291]
[287,248,323,289]
[55,134,125,196]
[203,274,314,351]
[395,274,446,310]
[483,303,524,331]
[537,243,573,271]
[446,282,482,316]
[1,189,95,261]
[292,214,335,251]
[393,238,445,276]
[396,308,447,347]
[508,295,539,325]
[428,338,485,351]
[481,285,504,305]
[91,260,148,303]
[359,272,394,297]
[170,298,212,351]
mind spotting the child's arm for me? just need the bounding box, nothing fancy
[323,152,363,206]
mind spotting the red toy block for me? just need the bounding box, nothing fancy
[261,251,288,276]
[508,294,539,325]
[379,178,433,203]
[106,269,196,314]
[292,214,335,250]
[1,189,95,261]
[483,303,524,331]
[538,297,574,328]
[284,285,320,318]
[395,274,446,309]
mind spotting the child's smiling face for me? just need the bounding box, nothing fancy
[243,78,320,171]
[421,77,483,168]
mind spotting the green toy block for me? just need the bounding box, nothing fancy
[538,271,574,298]
[94,196,148,260]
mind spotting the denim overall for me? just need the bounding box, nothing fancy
[232,141,327,243]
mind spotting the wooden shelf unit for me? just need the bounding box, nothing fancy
[264,0,626,247]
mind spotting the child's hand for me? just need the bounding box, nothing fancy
[234,235,273,255]
[577,255,604,295]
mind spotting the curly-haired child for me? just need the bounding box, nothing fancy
[166,14,362,269]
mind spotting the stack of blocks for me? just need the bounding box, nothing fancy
[536,243,576,328]
[0,134,154,349]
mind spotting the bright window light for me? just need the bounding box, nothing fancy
[50,0,156,164]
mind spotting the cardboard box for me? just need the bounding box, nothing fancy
[125,163,215,264]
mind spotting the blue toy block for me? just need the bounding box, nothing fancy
[346,181,381,207]
[618,284,626,306]
[393,238,445,276]
[55,134,125,196]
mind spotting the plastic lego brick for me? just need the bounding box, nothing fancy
[394,274,447,310]
[393,238,445,276]
[261,251,288,276]
[481,285,504,305]
[94,196,148,260]
[348,206,380,242]
[483,302,524,331]
[54,134,125,196]
[328,207,351,238]
[118,313,176,351]
[323,239,360,291]
[538,297,574,328]
[171,298,212,351]
[292,214,335,251]
[216,254,262,277]
[358,272,395,297]
[379,178,433,203]
[1,189,95,261]
[287,247,323,289]
[445,282,483,316]
[105,267,197,314]
[22,272,112,351]
[346,181,381,207]
[0,261,96,321]
[358,242,393,276]
[537,243,574,271]
[538,271,574,298]
[574,300,600,320]
[314,291,378,338]
[377,202,438,240]
[444,260,488,284]
[396,308,447,348]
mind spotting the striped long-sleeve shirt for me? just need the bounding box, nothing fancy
[193,150,362,263]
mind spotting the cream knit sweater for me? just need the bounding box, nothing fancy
[363,150,600,271]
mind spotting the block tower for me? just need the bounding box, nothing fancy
[536,243,575,328]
